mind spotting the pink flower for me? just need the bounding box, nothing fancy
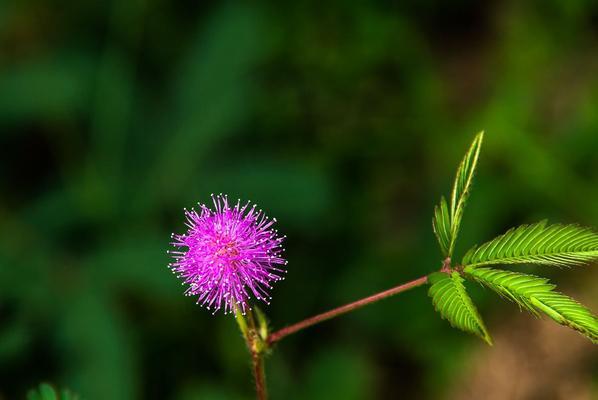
[169,194,287,314]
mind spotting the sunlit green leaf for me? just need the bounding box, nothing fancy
[432,196,451,256]
[432,132,484,257]
[428,272,492,345]
[448,131,484,256]
[465,267,598,343]
[462,221,598,268]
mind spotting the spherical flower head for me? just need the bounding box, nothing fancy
[169,194,287,315]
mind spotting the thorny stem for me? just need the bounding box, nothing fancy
[248,267,443,398]
[267,275,429,345]
[248,311,267,400]
[236,308,268,400]
[251,350,267,400]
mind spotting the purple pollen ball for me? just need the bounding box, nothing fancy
[169,194,287,315]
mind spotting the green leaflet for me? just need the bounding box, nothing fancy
[449,131,484,253]
[428,272,492,345]
[462,221,598,268]
[432,196,451,256]
[463,266,552,315]
[432,132,484,257]
[464,267,598,343]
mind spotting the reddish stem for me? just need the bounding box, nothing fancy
[440,257,452,273]
[267,275,428,345]
[251,351,267,400]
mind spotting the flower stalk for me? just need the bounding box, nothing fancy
[168,131,598,400]
[235,275,430,399]
[267,275,428,345]
[251,351,267,400]
[236,308,268,400]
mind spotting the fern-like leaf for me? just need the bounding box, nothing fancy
[464,266,598,343]
[432,132,484,257]
[463,266,552,315]
[432,196,451,256]
[428,271,492,345]
[448,131,484,256]
[462,221,598,268]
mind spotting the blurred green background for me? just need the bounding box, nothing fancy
[1,1,597,399]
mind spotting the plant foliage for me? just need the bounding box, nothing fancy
[433,132,484,257]
[428,272,492,345]
[429,132,598,345]
[464,267,598,343]
[27,383,80,400]
[462,221,598,268]
[432,196,451,257]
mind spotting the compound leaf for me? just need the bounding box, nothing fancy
[432,132,484,257]
[448,131,484,255]
[464,266,598,343]
[432,196,451,256]
[462,221,598,268]
[428,271,492,345]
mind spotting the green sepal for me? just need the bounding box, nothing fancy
[254,306,269,342]
[234,307,249,338]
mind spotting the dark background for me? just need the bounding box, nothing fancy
[1,1,597,399]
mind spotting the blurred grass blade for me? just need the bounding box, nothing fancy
[27,383,61,400]
[144,3,270,207]
[58,293,134,400]
[0,53,93,124]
